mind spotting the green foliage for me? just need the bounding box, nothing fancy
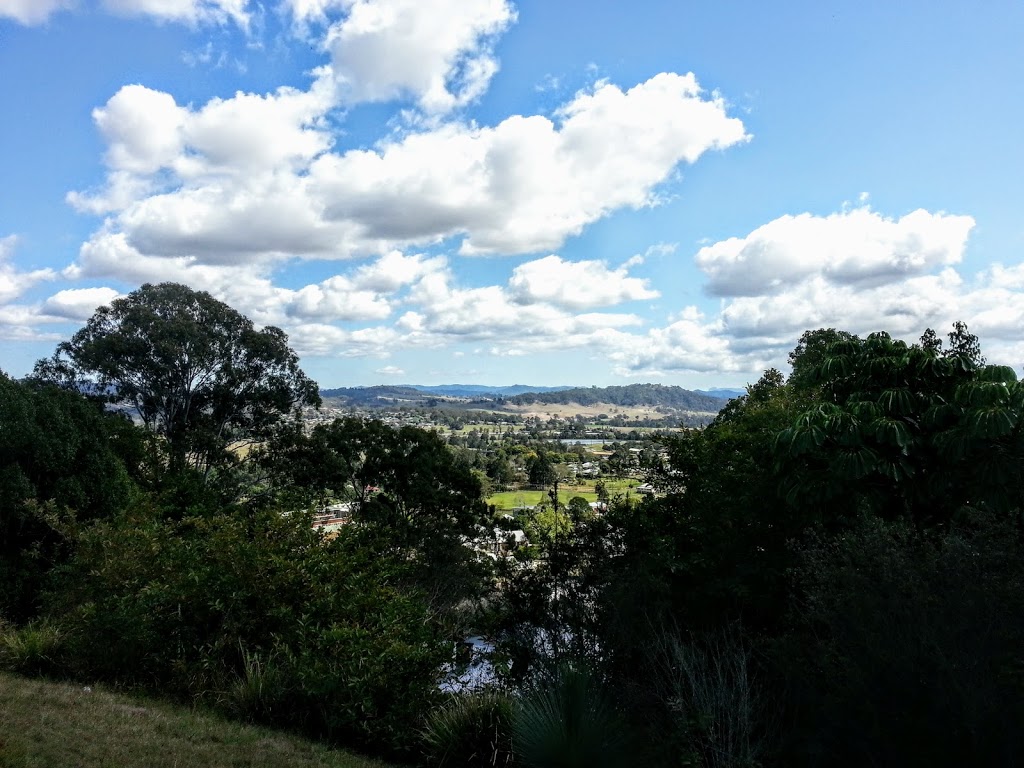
[10,314,1024,766]
[545,323,1023,766]
[776,325,1024,527]
[486,451,517,489]
[618,368,803,634]
[223,645,291,722]
[945,319,985,364]
[0,620,63,677]
[652,627,769,768]
[46,506,448,755]
[495,487,614,676]
[787,329,859,394]
[261,417,492,612]
[525,450,557,486]
[281,600,446,754]
[512,664,627,768]
[0,372,140,621]
[421,691,516,767]
[34,282,320,480]
[777,515,1024,767]
[565,496,593,521]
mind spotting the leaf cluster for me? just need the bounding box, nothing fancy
[34,282,319,478]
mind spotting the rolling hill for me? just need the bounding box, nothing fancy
[505,383,725,412]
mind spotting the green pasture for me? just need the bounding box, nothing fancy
[487,477,643,511]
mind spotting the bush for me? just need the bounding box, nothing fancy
[46,505,451,756]
[0,620,64,677]
[776,515,1024,767]
[653,626,770,768]
[0,374,140,623]
[222,645,291,723]
[422,691,516,767]
[281,611,447,755]
[512,663,628,768]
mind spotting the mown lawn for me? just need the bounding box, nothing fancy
[0,672,395,768]
[487,478,644,511]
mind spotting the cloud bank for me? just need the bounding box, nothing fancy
[5,0,1020,385]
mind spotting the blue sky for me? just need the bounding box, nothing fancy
[1,0,1022,389]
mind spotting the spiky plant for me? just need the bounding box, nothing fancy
[0,620,63,677]
[512,664,627,768]
[421,691,515,766]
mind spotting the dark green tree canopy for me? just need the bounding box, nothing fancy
[0,372,141,620]
[260,417,491,609]
[777,324,1022,527]
[34,282,320,476]
[264,417,487,543]
[788,328,860,393]
[526,449,557,486]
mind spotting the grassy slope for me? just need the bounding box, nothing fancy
[0,672,395,768]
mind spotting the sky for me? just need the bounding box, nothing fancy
[1,1,1023,389]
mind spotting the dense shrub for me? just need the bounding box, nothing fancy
[46,505,450,756]
[652,627,772,768]
[776,515,1024,767]
[0,373,140,621]
[422,691,516,767]
[0,620,64,677]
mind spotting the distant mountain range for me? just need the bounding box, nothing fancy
[504,383,725,412]
[318,384,568,406]
[319,383,740,412]
[403,384,573,398]
[695,387,746,399]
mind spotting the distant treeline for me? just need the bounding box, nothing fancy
[505,383,725,412]
[320,385,435,405]
[320,382,727,416]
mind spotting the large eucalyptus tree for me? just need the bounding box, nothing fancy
[34,282,320,480]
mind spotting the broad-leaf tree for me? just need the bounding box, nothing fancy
[34,283,320,481]
[787,328,860,394]
[526,449,557,486]
[0,372,140,620]
[777,324,1023,528]
[261,417,492,610]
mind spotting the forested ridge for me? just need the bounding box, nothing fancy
[505,382,724,411]
[320,382,724,414]
[321,384,439,403]
[3,285,1024,767]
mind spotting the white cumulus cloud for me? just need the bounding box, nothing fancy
[0,0,253,26]
[0,236,55,304]
[394,264,643,358]
[287,277,393,322]
[69,71,746,271]
[310,72,747,255]
[696,206,975,296]
[508,254,658,310]
[605,306,742,376]
[41,287,123,320]
[0,0,72,25]
[604,204,1020,379]
[282,0,339,24]
[323,0,515,113]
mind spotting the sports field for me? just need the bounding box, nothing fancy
[487,478,642,511]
